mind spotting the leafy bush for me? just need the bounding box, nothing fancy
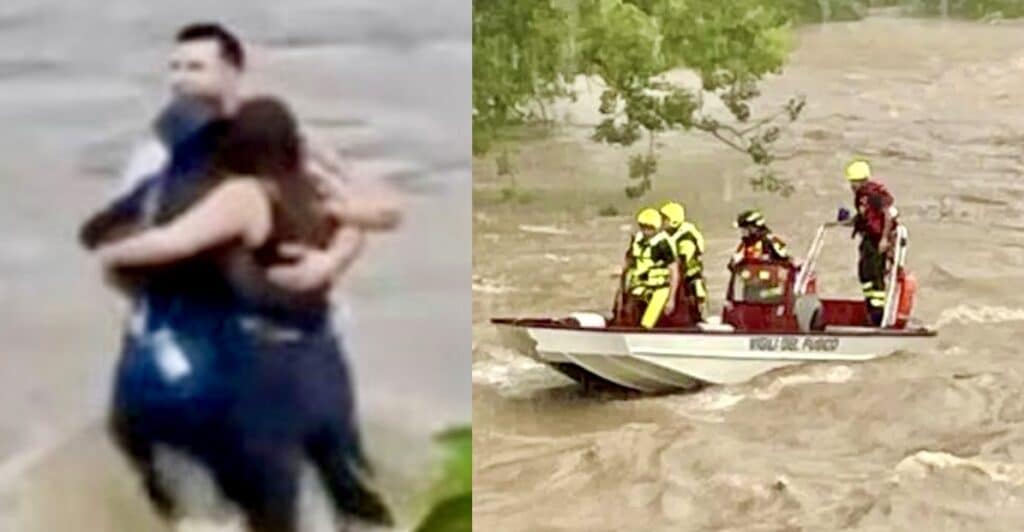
[413,426,472,532]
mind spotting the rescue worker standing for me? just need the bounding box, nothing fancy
[834,159,899,326]
[612,210,652,324]
[658,201,707,321]
[623,208,681,329]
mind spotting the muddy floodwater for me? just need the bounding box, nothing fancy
[473,15,1024,532]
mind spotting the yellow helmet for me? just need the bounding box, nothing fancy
[845,160,871,182]
[659,201,685,226]
[636,208,662,229]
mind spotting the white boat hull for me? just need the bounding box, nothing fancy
[496,323,935,393]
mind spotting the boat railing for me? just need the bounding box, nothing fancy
[794,224,828,296]
[881,224,909,328]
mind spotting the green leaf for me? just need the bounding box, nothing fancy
[432,426,472,499]
[413,425,472,532]
[496,150,515,177]
[415,493,472,532]
[474,0,822,197]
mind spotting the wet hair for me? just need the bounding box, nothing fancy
[214,97,335,248]
[176,23,245,70]
[215,97,301,177]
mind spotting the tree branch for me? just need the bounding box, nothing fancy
[694,121,750,154]
[711,121,745,141]
[737,107,790,136]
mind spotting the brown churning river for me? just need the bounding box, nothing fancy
[473,15,1024,532]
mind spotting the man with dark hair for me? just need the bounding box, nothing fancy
[176,22,246,70]
[119,21,398,243]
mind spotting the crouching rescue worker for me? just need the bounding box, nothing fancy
[729,209,792,268]
[729,209,793,302]
[658,201,707,323]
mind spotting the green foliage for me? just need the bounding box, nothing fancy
[474,0,1024,202]
[499,186,537,204]
[473,0,574,155]
[495,149,515,179]
[474,0,810,198]
[575,0,807,197]
[847,0,1024,19]
[494,148,535,203]
[626,149,658,198]
[905,0,1024,18]
[777,0,867,22]
[414,425,472,532]
[750,167,796,197]
[416,494,471,532]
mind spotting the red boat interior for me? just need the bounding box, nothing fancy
[494,259,922,334]
[721,261,871,332]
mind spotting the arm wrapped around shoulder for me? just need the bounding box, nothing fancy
[79,176,161,250]
[300,131,403,231]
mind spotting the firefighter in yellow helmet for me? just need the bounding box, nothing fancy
[617,208,680,328]
[835,159,900,326]
[658,201,707,322]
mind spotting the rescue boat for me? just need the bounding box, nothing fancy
[491,224,936,392]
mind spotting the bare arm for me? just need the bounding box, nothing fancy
[79,174,163,250]
[260,132,402,293]
[324,225,366,277]
[301,131,403,231]
[96,179,271,268]
[264,226,366,293]
[302,129,351,182]
[321,180,402,231]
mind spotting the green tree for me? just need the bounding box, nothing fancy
[473,0,811,197]
[473,0,575,200]
[472,0,573,155]
[578,0,805,197]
